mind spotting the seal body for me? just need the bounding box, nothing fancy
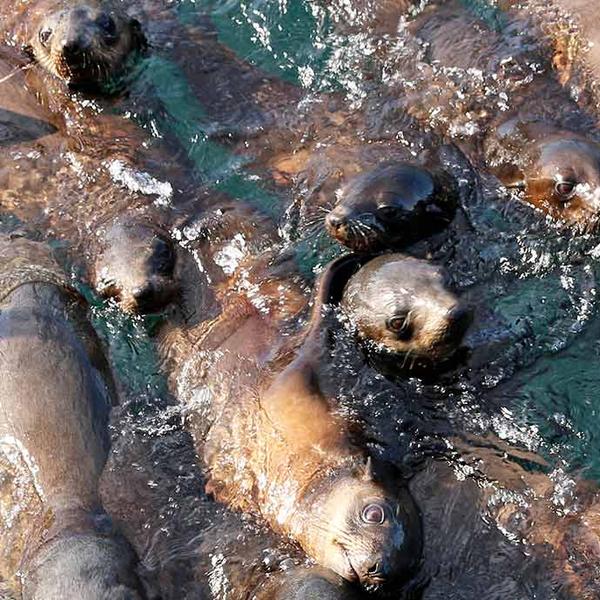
[157,248,423,591]
[0,237,146,598]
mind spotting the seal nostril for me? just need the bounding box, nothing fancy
[446,305,473,338]
[326,212,346,230]
[132,285,154,306]
[62,39,86,59]
[367,562,380,575]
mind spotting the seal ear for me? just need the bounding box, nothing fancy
[362,456,374,482]
[129,18,147,50]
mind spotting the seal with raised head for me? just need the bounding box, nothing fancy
[325,161,459,253]
[398,0,600,229]
[1,0,145,88]
[0,48,183,314]
[0,236,147,599]
[485,120,600,228]
[340,253,472,367]
[269,129,466,254]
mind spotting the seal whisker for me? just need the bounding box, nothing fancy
[0,63,33,85]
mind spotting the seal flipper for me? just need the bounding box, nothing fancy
[302,253,366,350]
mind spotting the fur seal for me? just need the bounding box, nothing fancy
[485,121,600,228]
[1,0,145,88]
[0,236,146,598]
[92,216,179,313]
[365,0,600,229]
[340,253,472,366]
[157,250,423,591]
[99,384,364,600]
[325,161,458,252]
[266,127,467,254]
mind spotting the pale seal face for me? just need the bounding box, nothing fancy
[93,219,178,314]
[301,460,421,593]
[522,137,600,229]
[341,254,472,366]
[325,163,457,252]
[28,1,145,88]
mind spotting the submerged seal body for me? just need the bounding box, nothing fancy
[0,50,182,313]
[0,237,146,598]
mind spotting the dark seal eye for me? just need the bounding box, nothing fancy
[386,313,413,340]
[39,28,53,46]
[377,205,402,220]
[362,503,386,525]
[554,180,576,198]
[97,14,117,44]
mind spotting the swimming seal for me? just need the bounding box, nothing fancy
[384,0,600,229]
[0,50,182,314]
[340,253,472,366]
[0,237,147,598]
[2,0,145,88]
[486,121,600,229]
[325,161,458,252]
[92,216,179,313]
[157,250,422,591]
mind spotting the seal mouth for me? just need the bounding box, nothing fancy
[336,542,360,584]
[327,220,387,253]
[337,543,387,591]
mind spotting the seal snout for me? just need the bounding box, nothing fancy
[325,210,347,232]
[325,207,383,252]
[61,35,90,67]
[445,304,473,340]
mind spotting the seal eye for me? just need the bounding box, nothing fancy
[362,503,386,525]
[386,313,413,340]
[377,205,402,220]
[39,28,53,47]
[554,180,576,198]
[97,14,117,44]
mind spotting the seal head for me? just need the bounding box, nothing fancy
[341,254,471,366]
[300,459,421,591]
[511,137,600,229]
[93,218,178,313]
[325,163,457,252]
[27,1,145,88]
